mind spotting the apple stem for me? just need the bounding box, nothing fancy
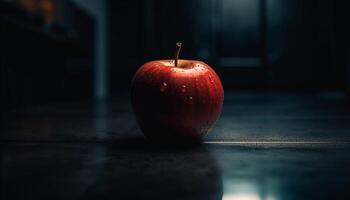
[175,42,182,67]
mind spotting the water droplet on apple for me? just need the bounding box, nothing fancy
[208,75,214,83]
[186,96,193,104]
[160,82,168,92]
[181,85,186,93]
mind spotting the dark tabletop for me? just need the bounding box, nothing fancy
[1,92,350,200]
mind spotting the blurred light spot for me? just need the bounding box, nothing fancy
[223,194,276,200]
[223,194,259,200]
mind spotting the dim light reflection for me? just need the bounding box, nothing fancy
[222,179,277,200]
[223,194,259,200]
[223,194,276,200]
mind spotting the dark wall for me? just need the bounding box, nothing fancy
[333,1,350,93]
[0,0,95,111]
[2,0,350,111]
[109,0,350,91]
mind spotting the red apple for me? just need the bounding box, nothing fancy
[131,43,224,143]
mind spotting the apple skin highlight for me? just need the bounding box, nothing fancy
[131,59,224,143]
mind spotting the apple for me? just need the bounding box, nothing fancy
[131,43,224,143]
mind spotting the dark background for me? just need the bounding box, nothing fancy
[2,1,350,199]
[111,0,350,91]
[1,0,350,111]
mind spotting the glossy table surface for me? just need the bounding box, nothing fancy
[1,92,350,200]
